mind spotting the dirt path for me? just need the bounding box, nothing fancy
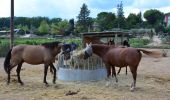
[0,49,170,100]
[148,35,162,46]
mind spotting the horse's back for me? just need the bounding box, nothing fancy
[11,45,51,64]
[106,47,141,67]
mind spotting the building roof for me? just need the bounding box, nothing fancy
[81,31,130,38]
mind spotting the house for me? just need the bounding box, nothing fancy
[165,13,170,27]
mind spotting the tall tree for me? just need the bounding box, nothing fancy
[126,13,142,29]
[116,1,126,29]
[137,12,143,27]
[144,9,164,27]
[96,12,116,31]
[77,3,92,32]
[65,19,75,35]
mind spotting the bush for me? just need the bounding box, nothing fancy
[129,38,150,47]
[0,44,10,57]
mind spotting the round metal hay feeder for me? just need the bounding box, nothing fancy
[57,67,107,81]
[56,54,107,81]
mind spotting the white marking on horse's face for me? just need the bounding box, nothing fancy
[84,43,93,57]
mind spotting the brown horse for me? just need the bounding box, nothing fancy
[4,41,72,86]
[84,36,127,75]
[84,43,161,91]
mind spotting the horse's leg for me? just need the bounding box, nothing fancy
[105,66,111,86]
[117,67,121,75]
[50,66,54,74]
[7,69,11,85]
[43,64,49,86]
[50,63,56,84]
[111,66,118,83]
[129,66,137,92]
[126,66,128,75]
[7,65,16,85]
[16,62,24,85]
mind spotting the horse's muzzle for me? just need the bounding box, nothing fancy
[84,51,91,59]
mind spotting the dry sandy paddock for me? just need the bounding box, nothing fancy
[0,49,170,100]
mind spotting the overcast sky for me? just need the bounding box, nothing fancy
[0,0,170,19]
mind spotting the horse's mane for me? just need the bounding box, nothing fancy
[42,41,61,49]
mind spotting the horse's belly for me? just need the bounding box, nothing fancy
[24,58,44,64]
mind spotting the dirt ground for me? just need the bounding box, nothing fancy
[0,49,170,100]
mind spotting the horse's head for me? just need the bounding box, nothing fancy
[84,43,93,59]
[60,43,73,60]
[70,42,78,51]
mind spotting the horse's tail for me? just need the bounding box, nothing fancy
[138,49,161,58]
[4,49,12,73]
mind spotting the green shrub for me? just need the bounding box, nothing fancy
[129,38,150,47]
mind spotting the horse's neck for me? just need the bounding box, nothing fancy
[54,46,62,56]
[92,45,109,58]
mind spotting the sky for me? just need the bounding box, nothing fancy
[0,0,170,20]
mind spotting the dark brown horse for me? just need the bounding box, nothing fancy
[84,43,161,91]
[4,41,72,86]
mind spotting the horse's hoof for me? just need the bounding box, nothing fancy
[114,82,118,87]
[45,83,49,87]
[53,81,56,84]
[6,82,10,85]
[130,87,135,92]
[20,82,24,86]
[46,84,49,87]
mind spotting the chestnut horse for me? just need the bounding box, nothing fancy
[85,37,128,75]
[4,41,72,86]
[84,43,161,91]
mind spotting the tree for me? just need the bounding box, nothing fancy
[144,9,164,27]
[116,1,126,29]
[16,24,29,35]
[126,13,140,29]
[77,3,92,32]
[22,25,29,34]
[38,20,50,35]
[50,18,62,24]
[51,19,69,35]
[65,19,75,35]
[137,12,143,27]
[96,12,116,31]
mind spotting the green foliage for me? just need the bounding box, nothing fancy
[144,9,164,26]
[126,12,143,29]
[129,38,150,47]
[50,19,69,35]
[38,20,50,35]
[96,12,116,31]
[77,3,93,32]
[0,37,82,57]
[116,1,126,28]
[22,25,29,34]
[65,19,75,35]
